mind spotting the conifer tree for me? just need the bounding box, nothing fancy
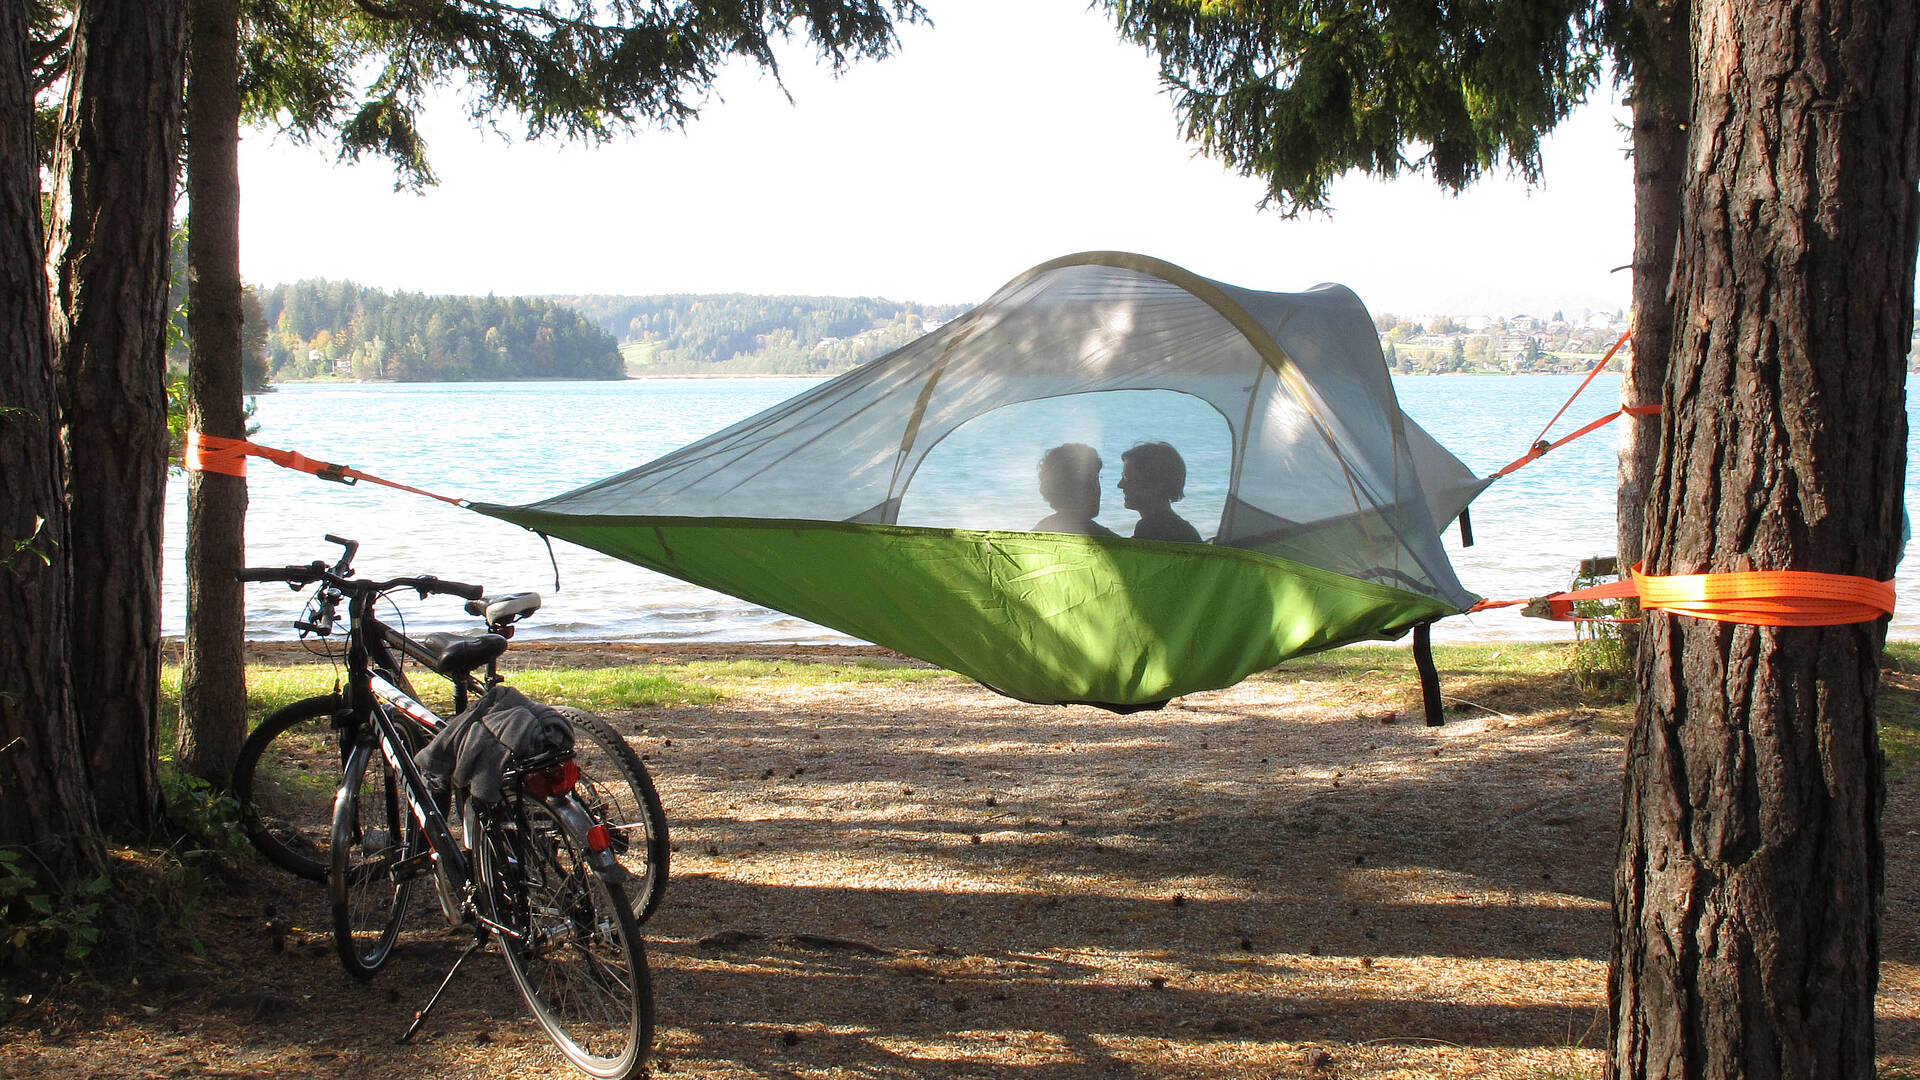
[43,0,189,834]
[5,0,185,869]
[1608,2,1916,1073]
[0,0,102,880]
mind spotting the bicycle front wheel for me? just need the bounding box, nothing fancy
[233,694,345,882]
[330,739,418,979]
[475,797,653,1079]
[556,707,671,923]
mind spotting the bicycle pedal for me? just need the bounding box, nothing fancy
[389,848,439,880]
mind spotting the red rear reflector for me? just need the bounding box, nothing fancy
[525,758,580,798]
[587,824,611,852]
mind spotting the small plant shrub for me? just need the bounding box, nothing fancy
[0,848,109,969]
[160,771,252,864]
[1566,556,1635,701]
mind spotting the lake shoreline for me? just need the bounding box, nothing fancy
[164,637,922,669]
[258,367,1624,388]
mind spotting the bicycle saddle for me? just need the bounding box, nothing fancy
[465,592,541,626]
[417,631,509,677]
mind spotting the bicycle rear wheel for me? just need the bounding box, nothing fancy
[330,739,418,979]
[233,694,344,882]
[475,797,652,1078]
[555,707,671,923]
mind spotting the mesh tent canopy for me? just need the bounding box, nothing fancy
[476,252,1488,708]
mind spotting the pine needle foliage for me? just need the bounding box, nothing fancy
[1100,0,1676,216]
[237,0,929,188]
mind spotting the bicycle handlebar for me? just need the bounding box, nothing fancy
[236,562,484,601]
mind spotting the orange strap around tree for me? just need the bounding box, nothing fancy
[186,430,467,507]
[1636,566,1895,626]
[1473,564,1895,627]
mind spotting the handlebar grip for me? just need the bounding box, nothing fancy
[422,577,485,601]
[237,565,318,584]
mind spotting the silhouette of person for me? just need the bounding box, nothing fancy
[1031,443,1116,536]
[1119,442,1202,543]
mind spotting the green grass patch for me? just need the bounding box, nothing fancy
[1879,642,1920,781]
[1281,640,1920,767]
[1884,641,1920,671]
[1274,642,1589,695]
[159,665,343,747]
[158,641,1920,763]
[503,667,724,711]
[1260,641,1635,730]
[666,658,953,687]
[619,340,663,373]
[160,662,720,742]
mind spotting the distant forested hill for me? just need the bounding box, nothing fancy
[259,280,623,381]
[551,294,971,373]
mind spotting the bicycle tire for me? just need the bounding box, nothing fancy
[554,706,671,923]
[330,739,418,979]
[232,694,345,882]
[474,797,653,1078]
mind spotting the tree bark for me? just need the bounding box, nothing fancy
[1608,1,1919,1076]
[1618,0,1690,575]
[43,0,188,837]
[0,0,103,879]
[176,0,248,785]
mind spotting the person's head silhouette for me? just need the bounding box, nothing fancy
[1120,442,1202,543]
[1119,441,1185,511]
[1032,443,1114,536]
[1038,443,1104,518]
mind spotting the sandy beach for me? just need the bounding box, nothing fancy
[13,641,1920,1079]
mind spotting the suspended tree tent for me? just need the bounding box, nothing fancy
[474,252,1489,709]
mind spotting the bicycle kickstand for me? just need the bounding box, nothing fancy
[398,932,486,1044]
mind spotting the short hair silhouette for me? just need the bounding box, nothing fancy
[1038,443,1104,515]
[1120,441,1185,502]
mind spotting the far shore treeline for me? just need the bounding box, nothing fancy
[553,294,970,375]
[236,280,974,385]
[255,280,624,382]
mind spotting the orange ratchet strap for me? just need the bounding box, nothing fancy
[186,430,467,507]
[1488,332,1654,479]
[1473,564,1895,627]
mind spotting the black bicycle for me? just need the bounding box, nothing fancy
[236,544,651,1077]
[232,537,669,923]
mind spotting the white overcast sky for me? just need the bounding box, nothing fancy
[237,0,1638,317]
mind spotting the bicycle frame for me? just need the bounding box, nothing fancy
[363,674,471,909]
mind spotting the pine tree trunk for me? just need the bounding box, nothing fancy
[176,0,248,784]
[0,0,104,878]
[1618,0,1690,575]
[44,0,189,837]
[1608,1,1919,1076]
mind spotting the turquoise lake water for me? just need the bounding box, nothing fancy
[161,374,1919,645]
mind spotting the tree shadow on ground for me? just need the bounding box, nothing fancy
[15,651,1920,1080]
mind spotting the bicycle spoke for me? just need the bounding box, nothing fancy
[480,797,652,1078]
[234,696,345,881]
[331,742,417,978]
[556,707,671,923]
